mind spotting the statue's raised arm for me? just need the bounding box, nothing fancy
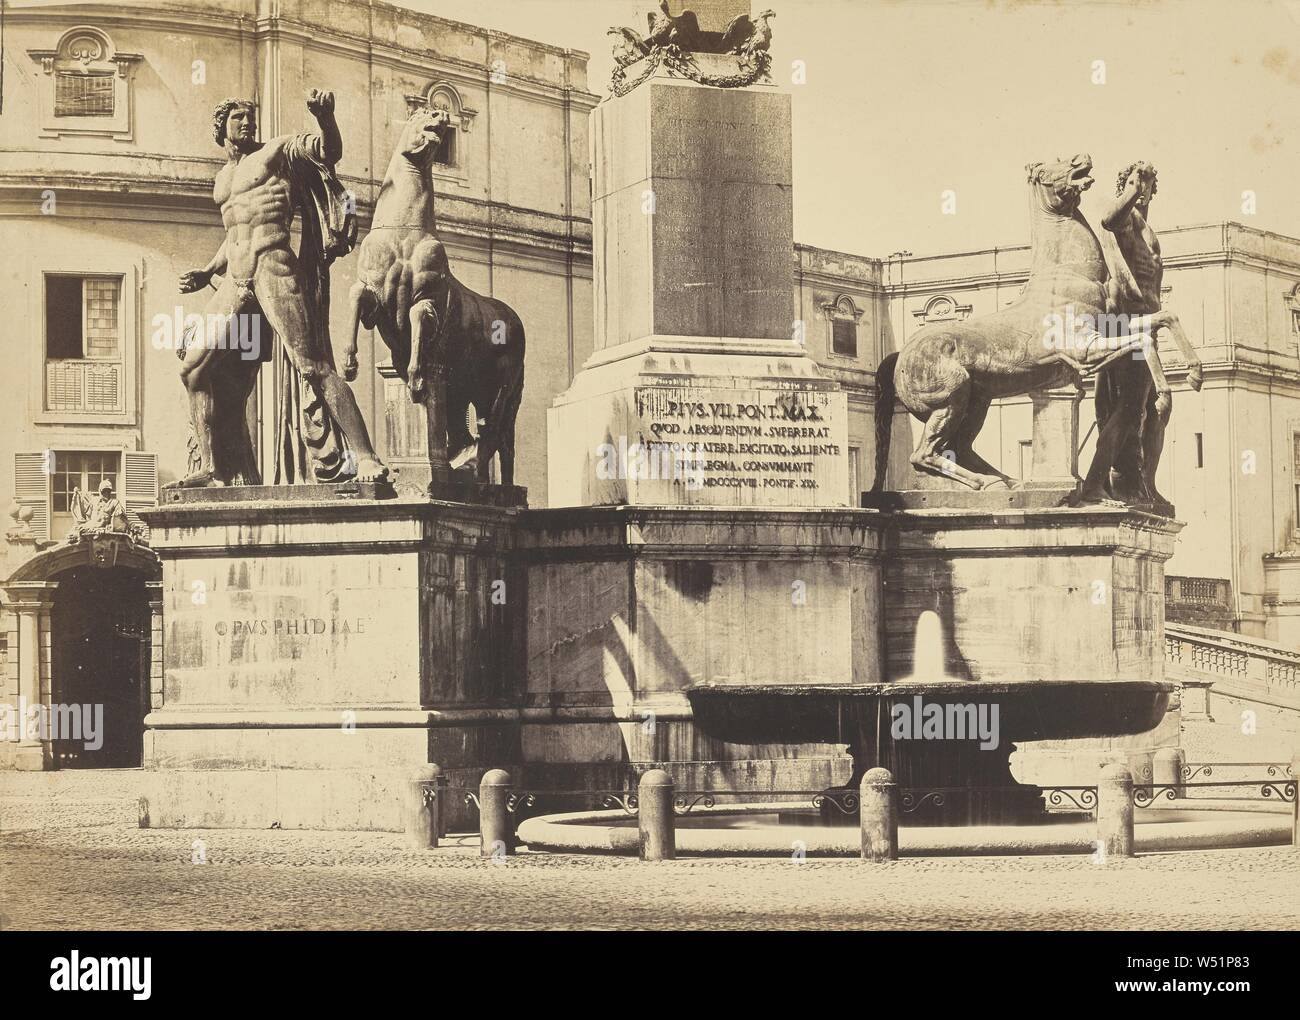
[305,89,342,166]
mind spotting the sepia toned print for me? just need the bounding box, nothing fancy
[0,0,1297,949]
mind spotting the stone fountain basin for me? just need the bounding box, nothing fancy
[685,680,1174,745]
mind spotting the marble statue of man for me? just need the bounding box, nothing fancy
[1081,161,1203,512]
[174,90,386,487]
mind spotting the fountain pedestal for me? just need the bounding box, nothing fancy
[688,677,1172,826]
[685,504,1182,827]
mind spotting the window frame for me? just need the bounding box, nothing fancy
[31,260,138,426]
[822,294,864,363]
[404,83,477,190]
[49,450,123,543]
[1293,430,1300,538]
[26,26,141,141]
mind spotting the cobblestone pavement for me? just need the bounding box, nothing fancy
[3,819,1298,931]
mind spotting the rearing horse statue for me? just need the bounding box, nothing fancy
[346,108,526,487]
[872,153,1195,495]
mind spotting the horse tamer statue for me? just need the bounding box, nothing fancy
[872,153,1201,507]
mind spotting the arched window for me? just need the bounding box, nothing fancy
[28,26,141,141]
[820,294,863,357]
[404,82,477,173]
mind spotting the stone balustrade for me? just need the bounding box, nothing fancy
[1165,623,1300,709]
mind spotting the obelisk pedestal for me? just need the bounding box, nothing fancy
[548,71,848,508]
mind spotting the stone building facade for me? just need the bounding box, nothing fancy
[0,0,596,768]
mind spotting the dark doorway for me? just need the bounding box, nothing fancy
[50,566,150,767]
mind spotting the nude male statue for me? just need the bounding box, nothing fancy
[1080,161,1203,512]
[174,90,386,486]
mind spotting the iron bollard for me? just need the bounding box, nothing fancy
[436,772,449,839]
[1292,753,1300,849]
[638,769,676,861]
[1152,747,1185,799]
[479,768,513,858]
[403,763,442,850]
[860,767,898,862]
[1097,763,1134,859]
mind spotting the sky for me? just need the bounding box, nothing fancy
[400,0,1300,258]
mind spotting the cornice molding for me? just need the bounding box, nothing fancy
[7,6,599,109]
[0,178,593,260]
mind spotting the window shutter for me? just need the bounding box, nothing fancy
[14,453,51,544]
[123,451,158,539]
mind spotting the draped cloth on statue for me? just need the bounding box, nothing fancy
[272,132,359,485]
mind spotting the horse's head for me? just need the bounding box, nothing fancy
[1026,154,1094,215]
[397,107,452,163]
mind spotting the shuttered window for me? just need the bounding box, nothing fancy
[13,453,51,545]
[51,451,117,514]
[123,452,159,537]
[44,274,124,414]
[12,451,157,545]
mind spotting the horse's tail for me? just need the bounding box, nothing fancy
[481,311,526,445]
[488,335,526,428]
[871,351,899,493]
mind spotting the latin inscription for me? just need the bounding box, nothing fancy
[214,617,367,636]
[637,389,841,492]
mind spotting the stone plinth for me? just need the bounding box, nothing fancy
[138,494,523,831]
[132,497,1183,830]
[548,341,849,507]
[550,76,848,508]
[880,506,1181,682]
[878,505,1183,789]
[514,506,883,795]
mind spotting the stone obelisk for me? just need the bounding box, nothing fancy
[548,2,848,507]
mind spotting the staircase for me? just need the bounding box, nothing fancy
[1165,623,1300,711]
[1165,624,1300,763]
